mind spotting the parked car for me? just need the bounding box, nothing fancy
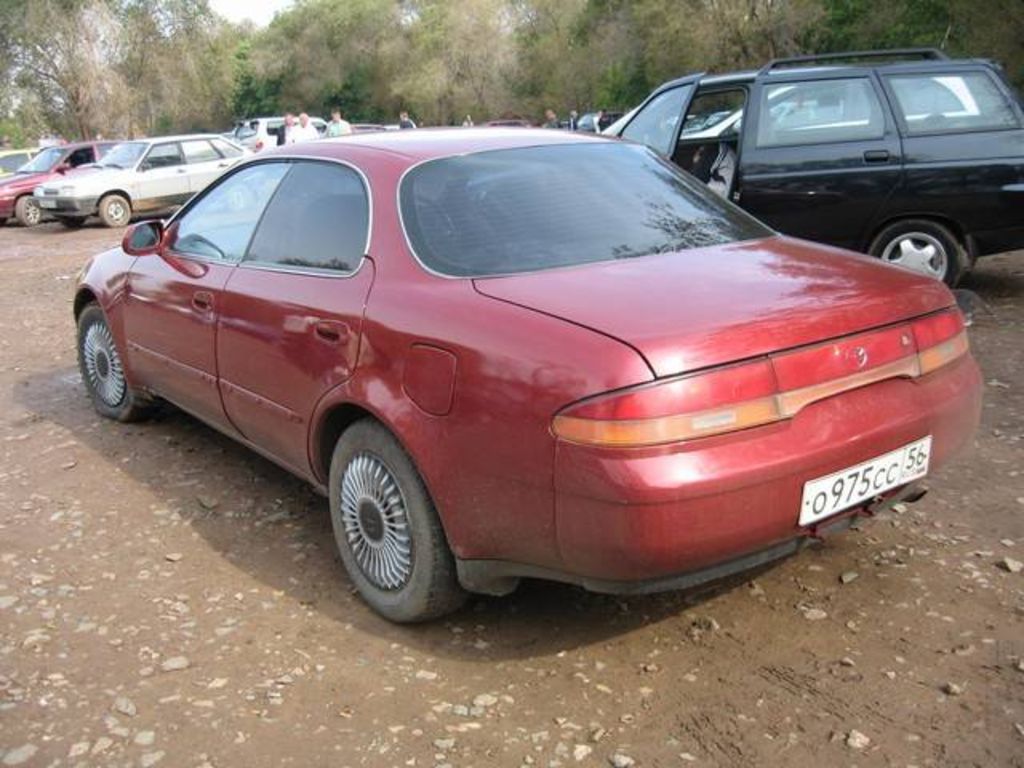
[606,49,1024,285]
[34,135,247,228]
[0,141,116,227]
[74,128,980,622]
[576,111,623,133]
[0,148,35,179]
[227,116,328,152]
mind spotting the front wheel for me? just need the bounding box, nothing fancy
[98,194,131,228]
[76,304,152,422]
[869,219,967,287]
[328,419,466,622]
[14,196,42,227]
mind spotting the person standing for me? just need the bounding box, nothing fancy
[326,109,352,137]
[543,109,559,129]
[567,110,579,131]
[462,115,474,127]
[290,113,320,143]
[277,113,296,146]
[399,111,417,130]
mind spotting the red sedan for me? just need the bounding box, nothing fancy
[74,129,981,622]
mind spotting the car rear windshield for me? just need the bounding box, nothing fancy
[399,142,769,277]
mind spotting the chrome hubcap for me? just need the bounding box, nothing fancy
[24,201,40,225]
[82,321,126,407]
[107,200,127,224]
[881,232,947,279]
[339,453,413,590]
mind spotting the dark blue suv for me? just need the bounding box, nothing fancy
[607,49,1024,285]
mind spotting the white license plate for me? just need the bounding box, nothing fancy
[38,199,57,209]
[799,436,931,526]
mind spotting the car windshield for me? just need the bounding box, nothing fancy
[400,142,770,277]
[99,142,147,169]
[18,147,63,173]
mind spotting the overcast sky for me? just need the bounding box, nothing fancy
[209,0,294,27]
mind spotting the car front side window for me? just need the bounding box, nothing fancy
[621,85,693,156]
[172,162,290,262]
[756,78,886,147]
[244,161,370,274]
[141,143,185,170]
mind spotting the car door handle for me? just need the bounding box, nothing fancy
[192,291,214,312]
[218,161,231,168]
[863,150,890,163]
[313,320,348,343]
[176,168,188,174]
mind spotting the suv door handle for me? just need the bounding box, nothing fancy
[192,291,214,312]
[863,150,890,163]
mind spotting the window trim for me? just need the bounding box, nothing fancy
[882,68,1024,139]
[753,75,889,150]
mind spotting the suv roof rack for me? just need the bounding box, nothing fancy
[761,48,949,74]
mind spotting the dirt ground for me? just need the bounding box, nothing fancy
[0,222,1022,768]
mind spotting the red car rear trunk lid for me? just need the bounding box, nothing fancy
[473,236,956,378]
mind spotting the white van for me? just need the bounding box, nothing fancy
[228,116,327,152]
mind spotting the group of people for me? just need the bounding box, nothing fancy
[276,109,419,145]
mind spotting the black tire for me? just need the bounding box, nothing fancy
[59,216,86,229]
[76,304,152,422]
[0,217,6,226]
[868,219,968,287]
[14,196,43,227]
[328,419,466,622]
[98,193,131,228]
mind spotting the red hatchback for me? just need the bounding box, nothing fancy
[73,129,981,622]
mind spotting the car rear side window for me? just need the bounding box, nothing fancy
[211,138,244,158]
[182,140,220,164]
[886,71,1020,135]
[400,142,769,278]
[244,161,369,274]
[756,78,885,147]
[173,162,290,262]
[142,143,184,169]
[621,85,692,155]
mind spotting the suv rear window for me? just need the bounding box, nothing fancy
[400,143,769,277]
[886,72,1020,135]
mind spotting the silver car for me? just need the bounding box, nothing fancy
[34,134,247,228]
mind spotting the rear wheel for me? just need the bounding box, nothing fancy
[76,304,152,422]
[98,194,131,228]
[869,219,967,287]
[59,216,86,229]
[14,196,42,227]
[328,419,466,622]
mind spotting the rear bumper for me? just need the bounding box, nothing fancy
[552,354,982,582]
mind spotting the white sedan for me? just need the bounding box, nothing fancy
[34,134,248,228]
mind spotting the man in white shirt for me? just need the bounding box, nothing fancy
[326,109,352,137]
[289,113,320,143]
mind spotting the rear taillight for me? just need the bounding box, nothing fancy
[553,309,969,448]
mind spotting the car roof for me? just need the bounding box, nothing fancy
[258,127,610,165]
[121,134,227,145]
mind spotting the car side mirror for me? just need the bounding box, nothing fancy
[55,163,70,175]
[122,220,164,255]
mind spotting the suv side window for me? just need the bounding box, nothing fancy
[756,78,885,147]
[181,139,220,164]
[173,162,290,262]
[680,89,746,138]
[245,161,369,274]
[142,143,185,170]
[886,71,1020,135]
[621,85,692,155]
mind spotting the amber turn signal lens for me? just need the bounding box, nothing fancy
[917,330,969,375]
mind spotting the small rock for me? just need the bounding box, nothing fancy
[68,742,90,758]
[433,737,455,750]
[0,596,18,610]
[161,656,190,672]
[609,755,635,768]
[573,744,593,761]
[2,745,38,766]
[839,657,856,667]
[164,553,183,563]
[140,751,165,767]
[803,608,828,621]
[942,682,964,696]
[472,693,498,708]
[997,557,1023,574]
[135,731,156,746]
[839,571,859,584]
[91,737,114,755]
[113,695,137,717]
[415,669,438,681]
[846,730,870,750]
